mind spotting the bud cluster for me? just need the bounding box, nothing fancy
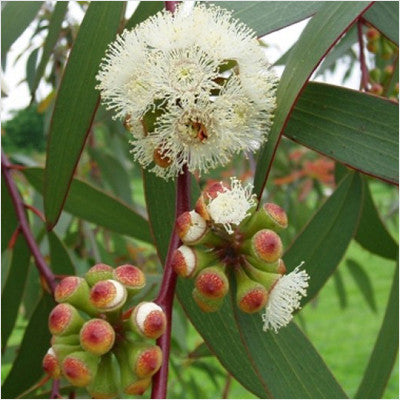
[43,264,166,398]
[172,178,309,332]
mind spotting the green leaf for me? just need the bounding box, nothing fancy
[284,172,364,305]
[217,2,322,36]
[44,2,124,229]
[1,294,55,399]
[1,179,18,253]
[1,236,31,349]
[254,1,371,196]
[355,176,398,259]
[346,259,377,312]
[356,265,399,398]
[26,48,39,93]
[48,230,76,275]
[1,1,43,60]
[363,1,399,45]
[31,1,69,96]
[125,1,164,30]
[23,167,153,244]
[188,342,213,359]
[284,82,399,184]
[333,269,348,309]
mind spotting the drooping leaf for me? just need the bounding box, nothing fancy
[1,179,18,253]
[254,1,372,196]
[31,1,69,96]
[1,1,43,61]
[1,294,54,399]
[333,269,348,309]
[284,172,364,305]
[44,2,124,229]
[217,2,322,36]
[284,82,399,185]
[125,1,164,30]
[1,235,31,349]
[355,176,398,259]
[47,230,76,275]
[356,265,399,398]
[26,48,39,93]
[24,167,153,244]
[363,1,399,45]
[346,259,377,312]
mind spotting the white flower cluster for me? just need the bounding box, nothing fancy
[97,4,277,179]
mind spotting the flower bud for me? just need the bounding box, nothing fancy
[245,256,286,275]
[130,302,167,339]
[62,351,99,387]
[369,68,381,84]
[43,348,61,379]
[87,353,119,399]
[235,268,269,313]
[381,41,394,60]
[48,303,85,336]
[54,276,97,315]
[242,229,283,264]
[171,245,216,278]
[85,264,114,286]
[113,264,145,295]
[195,182,229,220]
[176,210,208,245]
[367,39,379,53]
[129,343,163,378]
[242,260,281,291]
[370,83,383,96]
[366,27,380,40]
[195,265,229,299]
[89,279,127,312]
[79,319,115,356]
[52,333,80,346]
[52,343,82,363]
[192,288,224,312]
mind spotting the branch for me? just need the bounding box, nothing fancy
[1,151,57,293]
[358,18,369,91]
[151,166,191,399]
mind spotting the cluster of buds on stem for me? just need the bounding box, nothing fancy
[172,178,309,333]
[43,264,166,398]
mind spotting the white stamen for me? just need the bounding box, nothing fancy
[207,177,256,234]
[106,280,127,308]
[262,262,309,333]
[135,302,163,331]
[178,245,196,276]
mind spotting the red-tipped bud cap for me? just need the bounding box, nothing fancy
[86,264,114,286]
[277,259,286,275]
[131,345,163,378]
[131,302,167,339]
[43,348,61,379]
[263,203,288,229]
[113,264,145,293]
[366,27,380,40]
[90,279,127,312]
[80,319,115,356]
[192,288,224,312]
[48,303,84,336]
[172,245,197,277]
[176,210,207,245]
[250,229,283,263]
[62,351,99,387]
[124,377,152,395]
[195,266,229,299]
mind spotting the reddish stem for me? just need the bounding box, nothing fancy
[1,151,57,293]
[151,165,191,399]
[24,203,46,222]
[358,18,369,91]
[50,379,61,399]
[165,1,179,12]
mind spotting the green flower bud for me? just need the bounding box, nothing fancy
[192,288,224,312]
[369,68,381,84]
[42,348,61,379]
[79,319,115,356]
[172,245,216,278]
[241,229,283,264]
[245,256,286,274]
[52,333,80,346]
[242,260,281,291]
[62,351,100,387]
[85,264,114,286]
[129,302,167,339]
[113,264,146,296]
[89,279,127,313]
[48,303,85,336]
[52,343,82,363]
[87,353,119,399]
[195,264,229,299]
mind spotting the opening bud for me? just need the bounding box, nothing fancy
[90,279,127,312]
[55,276,97,315]
[48,303,85,336]
[195,265,229,299]
[176,210,208,245]
[130,302,167,339]
[129,343,163,378]
[235,268,269,313]
[43,348,61,379]
[62,351,99,387]
[113,264,145,295]
[86,264,114,286]
[242,229,283,264]
[87,353,119,399]
[195,181,229,220]
[80,319,115,356]
[192,288,224,312]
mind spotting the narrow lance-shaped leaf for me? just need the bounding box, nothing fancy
[1,179,18,253]
[333,269,348,309]
[254,1,372,196]
[356,265,399,398]
[125,1,164,30]
[44,2,124,229]
[48,230,76,275]
[26,48,39,93]
[284,82,399,185]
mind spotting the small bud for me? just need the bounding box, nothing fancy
[367,39,379,53]
[235,268,269,313]
[242,260,281,291]
[242,229,283,264]
[192,288,224,312]
[52,343,82,363]
[245,255,286,275]
[366,27,380,40]
[195,265,229,299]
[130,302,167,339]
[79,319,115,356]
[87,353,119,399]
[48,303,85,336]
[370,83,383,96]
[86,264,114,286]
[171,245,216,278]
[381,41,394,60]
[43,348,61,379]
[176,210,208,245]
[113,264,146,295]
[62,351,99,387]
[369,68,381,84]
[129,343,163,378]
[90,279,127,312]
[54,276,97,315]
[195,181,229,220]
